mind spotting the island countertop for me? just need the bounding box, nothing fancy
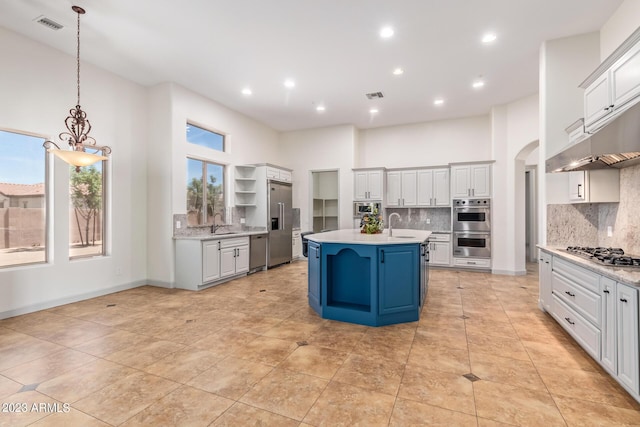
[306,229,431,245]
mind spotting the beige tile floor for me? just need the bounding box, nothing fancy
[1,261,640,426]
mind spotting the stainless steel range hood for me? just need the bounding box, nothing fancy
[546,101,640,173]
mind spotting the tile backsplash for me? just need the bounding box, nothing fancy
[547,164,640,254]
[384,207,451,232]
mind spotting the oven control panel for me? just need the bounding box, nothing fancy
[453,198,491,206]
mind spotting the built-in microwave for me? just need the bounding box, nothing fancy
[353,201,381,217]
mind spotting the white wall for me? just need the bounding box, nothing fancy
[491,94,539,275]
[146,83,281,286]
[0,28,149,317]
[356,116,492,168]
[600,0,640,59]
[539,32,601,248]
[279,125,357,231]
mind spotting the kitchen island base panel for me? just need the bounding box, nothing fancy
[308,240,420,327]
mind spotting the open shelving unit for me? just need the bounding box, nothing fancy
[312,170,339,232]
[234,165,257,207]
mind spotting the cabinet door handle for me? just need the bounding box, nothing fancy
[381,250,385,263]
[468,261,476,265]
[577,184,582,198]
[620,298,628,303]
[564,317,575,325]
[545,261,549,264]
[539,258,544,262]
[603,289,610,294]
[565,291,575,297]
[398,198,401,206]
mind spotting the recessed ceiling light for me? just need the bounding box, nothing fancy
[482,33,497,44]
[380,26,394,39]
[316,105,326,112]
[284,79,295,89]
[370,108,379,114]
[472,80,485,89]
[241,87,252,96]
[434,98,444,106]
[393,68,404,75]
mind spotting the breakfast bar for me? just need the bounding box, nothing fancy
[306,229,431,326]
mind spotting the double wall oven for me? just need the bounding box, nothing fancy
[452,198,491,259]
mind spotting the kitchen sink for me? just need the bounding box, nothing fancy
[392,236,414,239]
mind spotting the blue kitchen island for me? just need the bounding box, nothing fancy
[306,229,431,327]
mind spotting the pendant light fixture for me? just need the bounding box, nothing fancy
[43,5,111,171]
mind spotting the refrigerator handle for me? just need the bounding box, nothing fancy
[281,202,285,229]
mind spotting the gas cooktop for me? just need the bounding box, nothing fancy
[565,246,640,267]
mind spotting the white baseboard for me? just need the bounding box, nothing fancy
[491,269,527,276]
[0,280,147,320]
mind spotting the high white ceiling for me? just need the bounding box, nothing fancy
[0,0,624,131]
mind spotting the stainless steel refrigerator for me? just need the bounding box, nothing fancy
[267,180,293,267]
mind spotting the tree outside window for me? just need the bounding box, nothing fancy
[69,163,105,258]
[187,158,225,226]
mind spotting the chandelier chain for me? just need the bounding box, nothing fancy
[76,9,81,106]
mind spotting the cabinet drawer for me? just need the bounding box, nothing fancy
[453,257,490,268]
[553,257,600,294]
[220,237,249,248]
[552,272,601,326]
[429,233,450,242]
[552,294,601,360]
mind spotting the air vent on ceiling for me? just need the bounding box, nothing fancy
[365,91,384,100]
[34,16,64,31]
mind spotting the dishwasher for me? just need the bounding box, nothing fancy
[249,234,267,272]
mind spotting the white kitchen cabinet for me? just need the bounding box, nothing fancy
[600,276,617,375]
[388,168,449,207]
[617,282,639,394]
[386,170,417,207]
[354,168,384,200]
[176,238,248,291]
[450,163,491,198]
[292,230,302,259]
[417,168,450,207]
[584,73,613,130]
[583,29,640,132]
[538,250,552,313]
[428,234,450,266]
[266,166,292,182]
[220,237,249,279]
[203,240,221,283]
[567,170,619,203]
[611,41,640,112]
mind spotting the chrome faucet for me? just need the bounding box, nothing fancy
[388,212,401,236]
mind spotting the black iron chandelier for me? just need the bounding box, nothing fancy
[44,5,111,171]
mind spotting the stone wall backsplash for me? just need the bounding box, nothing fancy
[547,163,640,255]
[173,206,249,237]
[385,207,451,232]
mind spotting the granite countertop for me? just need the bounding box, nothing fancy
[306,229,431,245]
[539,246,640,286]
[174,229,267,241]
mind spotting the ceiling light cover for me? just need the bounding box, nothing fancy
[316,105,326,112]
[393,68,404,75]
[369,108,379,114]
[284,79,295,88]
[380,26,394,39]
[434,99,444,105]
[472,80,485,89]
[241,87,252,95]
[482,33,497,43]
